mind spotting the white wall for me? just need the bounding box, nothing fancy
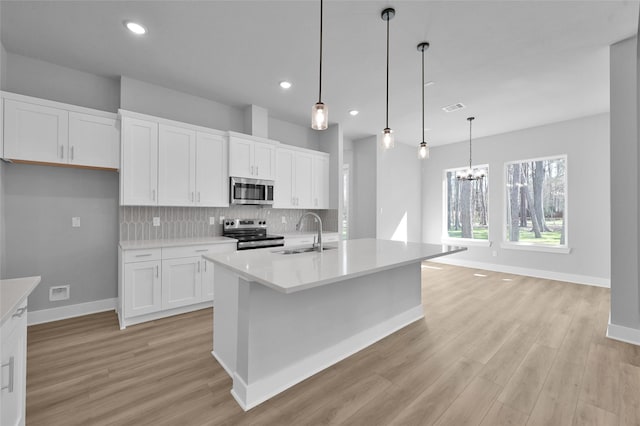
[120,76,245,132]
[319,124,343,212]
[4,52,119,112]
[423,113,610,285]
[610,36,639,330]
[351,136,377,239]
[377,141,423,243]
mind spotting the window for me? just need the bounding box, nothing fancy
[505,156,567,248]
[444,165,489,241]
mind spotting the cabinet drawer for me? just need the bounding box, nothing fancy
[162,243,236,259]
[1,300,28,342]
[123,248,162,263]
[324,234,339,243]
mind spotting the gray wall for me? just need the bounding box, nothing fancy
[423,113,610,283]
[611,36,639,329]
[351,136,377,239]
[120,76,244,132]
[319,124,343,213]
[4,164,119,311]
[269,116,320,151]
[377,142,423,243]
[4,52,120,112]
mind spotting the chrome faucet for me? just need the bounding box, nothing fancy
[296,212,323,252]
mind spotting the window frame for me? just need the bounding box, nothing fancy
[501,154,570,254]
[441,164,491,247]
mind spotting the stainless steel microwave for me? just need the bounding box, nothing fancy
[230,177,275,205]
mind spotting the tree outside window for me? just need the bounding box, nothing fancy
[505,156,566,246]
[445,166,489,240]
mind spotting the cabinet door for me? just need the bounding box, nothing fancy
[68,112,120,169]
[162,257,202,310]
[124,260,162,317]
[4,99,69,164]
[196,133,228,207]
[202,259,215,302]
[295,152,314,208]
[228,137,254,178]
[158,125,196,206]
[121,117,159,206]
[253,141,276,180]
[274,148,295,208]
[313,154,330,208]
[1,305,27,426]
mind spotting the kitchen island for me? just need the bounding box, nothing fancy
[203,238,464,410]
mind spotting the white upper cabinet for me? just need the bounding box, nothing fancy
[274,146,330,209]
[2,94,119,169]
[120,117,159,206]
[295,151,314,208]
[119,111,229,207]
[228,133,277,180]
[68,112,119,169]
[158,124,196,206]
[275,148,295,208]
[196,132,228,207]
[4,99,69,164]
[313,153,330,209]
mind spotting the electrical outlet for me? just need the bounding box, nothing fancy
[72,217,81,227]
[281,216,287,224]
[152,217,160,227]
[49,285,70,301]
[219,216,225,225]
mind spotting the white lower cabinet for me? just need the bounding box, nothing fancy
[119,241,235,328]
[123,260,162,317]
[161,257,202,309]
[1,301,28,426]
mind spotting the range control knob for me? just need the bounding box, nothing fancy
[230,221,235,226]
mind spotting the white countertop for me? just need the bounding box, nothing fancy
[119,236,237,250]
[281,231,339,238]
[1,276,41,326]
[204,238,465,294]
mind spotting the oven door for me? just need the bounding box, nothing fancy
[230,177,275,205]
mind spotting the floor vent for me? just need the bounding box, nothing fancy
[49,285,70,301]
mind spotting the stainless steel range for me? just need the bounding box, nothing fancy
[223,219,284,250]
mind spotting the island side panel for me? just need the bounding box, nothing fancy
[233,262,422,410]
[212,265,240,377]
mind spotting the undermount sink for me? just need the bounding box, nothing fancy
[273,246,336,255]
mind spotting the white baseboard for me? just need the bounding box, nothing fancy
[119,301,213,329]
[232,305,424,411]
[430,257,610,288]
[28,298,117,325]
[607,320,640,346]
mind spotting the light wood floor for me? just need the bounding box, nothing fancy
[26,263,639,426]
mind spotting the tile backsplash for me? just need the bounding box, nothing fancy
[120,206,338,241]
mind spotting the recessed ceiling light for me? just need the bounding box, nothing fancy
[424,81,435,87]
[349,110,359,116]
[279,81,292,89]
[124,21,147,35]
[442,102,466,112]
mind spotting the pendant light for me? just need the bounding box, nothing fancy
[381,8,395,149]
[417,42,430,159]
[311,0,328,130]
[457,117,485,180]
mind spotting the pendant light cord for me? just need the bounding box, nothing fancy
[421,48,425,142]
[318,0,323,103]
[469,118,473,169]
[386,16,390,128]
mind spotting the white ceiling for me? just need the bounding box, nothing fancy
[1,1,638,146]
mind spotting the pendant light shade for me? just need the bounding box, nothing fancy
[311,0,328,130]
[457,117,485,180]
[312,102,328,130]
[417,42,430,159]
[381,8,395,149]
